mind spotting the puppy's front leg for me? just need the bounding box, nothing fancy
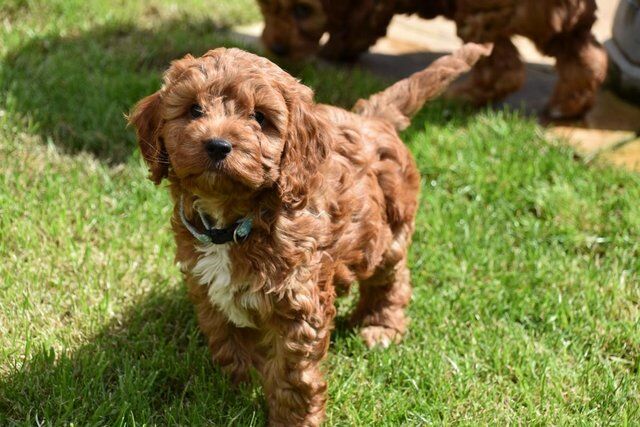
[186,278,258,384]
[262,284,334,426]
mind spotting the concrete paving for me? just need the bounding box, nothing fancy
[236,0,640,170]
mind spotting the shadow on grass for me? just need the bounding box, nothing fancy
[1,19,262,163]
[0,286,266,425]
[0,283,362,424]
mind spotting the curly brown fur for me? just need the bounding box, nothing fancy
[129,43,489,426]
[256,0,606,118]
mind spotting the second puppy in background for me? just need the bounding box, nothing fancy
[257,0,607,119]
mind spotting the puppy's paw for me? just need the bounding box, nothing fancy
[359,325,402,349]
[546,90,595,120]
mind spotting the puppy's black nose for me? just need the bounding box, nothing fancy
[269,42,289,56]
[204,138,232,161]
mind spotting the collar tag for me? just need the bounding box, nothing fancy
[233,217,253,243]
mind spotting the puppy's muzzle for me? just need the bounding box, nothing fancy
[205,138,232,161]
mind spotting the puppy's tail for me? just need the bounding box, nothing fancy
[352,43,493,131]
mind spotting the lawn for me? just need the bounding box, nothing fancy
[1,0,639,425]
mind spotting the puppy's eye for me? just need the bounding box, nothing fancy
[251,111,266,127]
[293,3,313,19]
[190,104,204,119]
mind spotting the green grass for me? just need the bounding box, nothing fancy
[1,1,639,425]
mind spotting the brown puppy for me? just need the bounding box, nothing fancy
[129,43,490,426]
[257,0,607,118]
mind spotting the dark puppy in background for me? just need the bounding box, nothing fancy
[257,0,607,118]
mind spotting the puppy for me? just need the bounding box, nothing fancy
[129,43,490,426]
[257,0,607,118]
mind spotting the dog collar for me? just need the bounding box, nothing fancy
[179,195,253,245]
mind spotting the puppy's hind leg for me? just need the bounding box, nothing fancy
[352,257,412,349]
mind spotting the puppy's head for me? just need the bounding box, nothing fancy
[258,0,327,58]
[129,48,328,209]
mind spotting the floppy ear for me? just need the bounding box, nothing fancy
[128,91,169,184]
[277,91,329,210]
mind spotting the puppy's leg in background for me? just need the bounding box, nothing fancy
[320,25,390,61]
[318,2,396,61]
[186,280,258,384]
[449,37,524,105]
[352,258,412,349]
[262,286,334,427]
[543,32,607,119]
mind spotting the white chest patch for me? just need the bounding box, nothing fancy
[191,243,258,328]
